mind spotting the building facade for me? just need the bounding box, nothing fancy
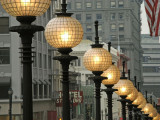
[141,34,160,98]
[67,0,143,83]
[0,1,60,120]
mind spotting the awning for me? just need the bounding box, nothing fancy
[0,77,11,86]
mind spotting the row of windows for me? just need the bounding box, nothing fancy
[76,13,102,21]
[143,66,160,73]
[68,1,124,10]
[110,35,125,41]
[111,13,124,20]
[0,17,9,34]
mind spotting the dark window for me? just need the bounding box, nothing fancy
[34,84,38,99]
[86,14,92,21]
[67,2,71,9]
[38,53,42,68]
[118,1,124,8]
[110,35,117,41]
[119,24,124,31]
[33,52,37,67]
[119,13,124,20]
[86,25,92,32]
[38,32,42,42]
[111,1,116,8]
[0,17,9,34]
[76,14,81,21]
[119,35,124,40]
[96,14,102,20]
[39,84,43,98]
[43,54,47,69]
[44,85,47,98]
[111,13,116,20]
[0,47,10,64]
[86,36,92,41]
[48,52,52,69]
[143,66,160,73]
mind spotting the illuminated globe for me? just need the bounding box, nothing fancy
[101,64,120,85]
[45,16,83,48]
[149,108,157,118]
[126,87,138,101]
[138,99,147,109]
[0,0,51,16]
[114,79,134,96]
[142,103,154,114]
[132,92,144,106]
[83,48,112,71]
[153,114,160,120]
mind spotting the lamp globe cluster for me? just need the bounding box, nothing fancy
[138,99,147,109]
[149,108,158,118]
[153,114,160,120]
[142,103,154,115]
[0,0,51,16]
[132,92,144,106]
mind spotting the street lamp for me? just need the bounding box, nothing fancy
[114,61,134,120]
[45,0,83,119]
[101,44,120,120]
[8,88,13,120]
[0,1,51,120]
[83,21,112,120]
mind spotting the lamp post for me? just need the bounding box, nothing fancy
[0,1,51,120]
[71,93,74,119]
[101,43,120,120]
[83,21,112,120]
[114,61,134,120]
[45,0,83,119]
[8,88,13,120]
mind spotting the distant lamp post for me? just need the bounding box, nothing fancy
[83,21,112,120]
[114,61,134,120]
[8,88,13,120]
[45,0,83,120]
[126,70,138,120]
[0,1,51,120]
[101,42,120,120]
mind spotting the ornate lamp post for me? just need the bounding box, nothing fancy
[45,0,83,119]
[114,61,134,120]
[83,21,112,120]
[8,88,13,120]
[0,1,51,120]
[101,43,120,120]
[126,70,138,120]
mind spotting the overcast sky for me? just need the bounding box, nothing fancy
[141,2,150,34]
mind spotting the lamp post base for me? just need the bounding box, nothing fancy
[118,96,127,120]
[127,100,133,120]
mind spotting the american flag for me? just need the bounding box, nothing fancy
[144,0,160,36]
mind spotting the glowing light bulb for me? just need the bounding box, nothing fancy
[121,87,126,93]
[94,56,100,63]
[21,0,30,6]
[61,32,69,42]
[108,74,112,79]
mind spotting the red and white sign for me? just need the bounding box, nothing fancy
[56,90,83,107]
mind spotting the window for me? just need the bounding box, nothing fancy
[0,47,10,64]
[33,84,38,99]
[39,84,43,98]
[111,24,116,31]
[111,1,116,8]
[86,36,92,41]
[86,25,92,32]
[86,14,92,21]
[38,32,42,42]
[119,13,124,20]
[96,2,102,8]
[38,53,42,68]
[110,35,117,41]
[86,2,92,8]
[96,14,102,20]
[33,52,37,67]
[76,3,82,9]
[119,24,124,31]
[75,58,81,66]
[118,1,124,8]
[48,54,51,69]
[76,14,81,21]
[119,35,124,40]
[98,25,102,31]
[43,54,47,69]
[111,13,116,20]
[67,2,71,9]
[0,17,9,34]
[143,66,160,73]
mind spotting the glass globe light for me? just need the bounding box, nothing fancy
[132,92,144,105]
[153,114,160,120]
[138,99,147,109]
[126,87,138,101]
[0,0,51,16]
[149,108,157,118]
[45,16,83,48]
[101,64,120,85]
[83,48,112,71]
[142,103,154,114]
[114,79,134,96]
